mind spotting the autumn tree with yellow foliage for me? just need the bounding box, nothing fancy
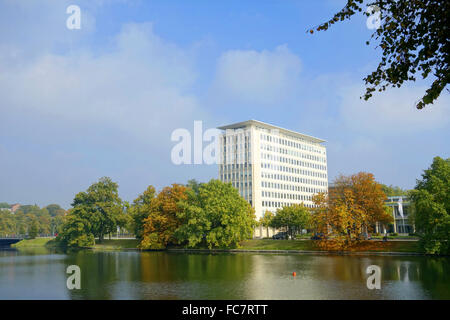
[138,180,256,250]
[312,172,392,249]
[140,184,188,249]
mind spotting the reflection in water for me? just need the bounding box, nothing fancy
[0,248,449,300]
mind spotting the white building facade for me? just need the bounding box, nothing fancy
[217,120,328,227]
[382,196,415,235]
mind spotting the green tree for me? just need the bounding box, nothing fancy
[173,185,208,247]
[13,211,27,235]
[35,208,52,235]
[129,185,156,239]
[0,202,10,209]
[410,156,450,255]
[0,210,15,236]
[260,211,275,238]
[51,214,65,236]
[28,219,39,239]
[175,179,256,249]
[186,179,203,195]
[270,204,311,239]
[381,184,408,196]
[2,204,65,237]
[312,0,449,109]
[71,177,125,243]
[58,211,94,247]
[18,205,40,215]
[45,204,65,217]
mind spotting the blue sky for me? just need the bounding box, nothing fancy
[1,0,449,208]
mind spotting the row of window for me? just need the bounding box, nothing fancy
[262,191,316,201]
[231,182,253,201]
[261,160,327,179]
[260,133,324,155]
[261,152,326,171]
[393,206,409,217]
[228,181,253,188]
[261,143,326,163]
[222,143,251,152]
[222,132,251,145]
[261,180,327,193]
[220,132,252,166]
[261,167,327,186]
[220,173,253,180]
[220,163,253,170]
[222,153,252,165]
[262,201,316,209]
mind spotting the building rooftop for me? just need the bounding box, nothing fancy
[386,196,409,202]
[217,119,326,144]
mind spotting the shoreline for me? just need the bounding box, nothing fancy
[9,238,435,256]
[165,248,426,256]
[7,245,428,256]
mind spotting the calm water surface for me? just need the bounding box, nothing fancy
[0,248,449,299]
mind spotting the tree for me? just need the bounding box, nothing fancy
[140,184,188,249]
[270,204,311,239]
[45,204,65,217]
[28,219,39,239]
[312,172,393,246]
[175,180,256,249]
[312,0,449,109]
[311,192,334,237]
[350,173,393,229]
[0,202,10,209]
[186,179,203,195]
[381,184,408,196]
[129,185,156,239]
[58,211,94,247]
[173,185,207,247]
[410,156,449,255]
[36,210,52,235]
[260,211,275,238]
[71,177,125,243]
[51,214,65,236]
[17,205,40,215]
[0,203,65,237]
[13,211,27,235]
[313,190,362,244]
[0,210,15,236]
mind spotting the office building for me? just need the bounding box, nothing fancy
[217,120,328,226]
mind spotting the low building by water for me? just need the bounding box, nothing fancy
[377,196,415,235]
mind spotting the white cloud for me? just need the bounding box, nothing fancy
[0,20,217,206]
[285,71,450,187]
[0,0,97,59]
[0,22,207,143]
[338,83,450,134]
[213,45,302,104]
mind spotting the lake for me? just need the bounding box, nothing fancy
[0,248,449,299]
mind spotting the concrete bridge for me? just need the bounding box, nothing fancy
[0,238,23,247]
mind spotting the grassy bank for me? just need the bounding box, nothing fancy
[11,237,61,248]
[11,238,422,254]
[371,235,419,240]
[240,239,316,251]
[11,238,139,250]
[239,239,421,253]
[91,239,140,250]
